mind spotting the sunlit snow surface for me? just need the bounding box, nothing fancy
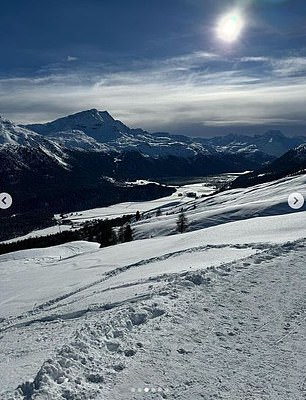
[0,174,306,399]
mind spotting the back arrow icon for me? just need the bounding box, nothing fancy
[0,192,12,209]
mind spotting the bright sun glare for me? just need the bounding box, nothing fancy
[217,12,244,43]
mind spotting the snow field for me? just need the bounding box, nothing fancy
[2,238,305,399]
[1,173,306,398]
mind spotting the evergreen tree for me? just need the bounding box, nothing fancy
[118,226,125,243]
[135,210,141,221]
[177,211,188,233]
[156,208,162,217]
[124,224,133,242]
[96,222,113,246]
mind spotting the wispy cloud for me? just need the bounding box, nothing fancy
[270,56,306,77]
[67,56,78,62]
[240,56,270,63]
[1,51,306,135]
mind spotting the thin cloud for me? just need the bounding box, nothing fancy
[67,56,78,62]
[240,56,270,62]
[271,57,306,77]
[0,52,306,135]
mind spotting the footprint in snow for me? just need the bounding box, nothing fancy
[124,349,136,357]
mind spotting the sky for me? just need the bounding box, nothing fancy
[1,0,306,137]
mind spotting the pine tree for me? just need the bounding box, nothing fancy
[96,222,113,246]
[177,211,188,233]
[156,208,162,217]
[135,210,141,221]
[118,226,125,243]
[124,224,133,242]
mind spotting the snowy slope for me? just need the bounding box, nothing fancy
[1,174,306,399]
[0,212,305,399]
[2,177,221,243]
[46,130,110,152]
[0,116,67,167]
[133,174,306,239]
[5,171,305,252]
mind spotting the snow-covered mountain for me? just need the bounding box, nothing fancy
[26,109,212,157]
[26,109,127,143]
[25,109,306,159]
[202,130,306,157]
[0,109,304,228]
[45,129,110,152]
[0,116,67,167]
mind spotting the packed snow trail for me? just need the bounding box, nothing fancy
[3,238,306,399]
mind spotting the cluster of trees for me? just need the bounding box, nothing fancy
[0,205,190,257]
[80,217,133,247]
[0,215,133,256]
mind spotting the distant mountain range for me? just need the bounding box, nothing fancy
[25,109,206,157]
[0,109,305,238]
[201,130,306,158]
[1,109,305,188]
[25,109,306,158]
[229,144,306,189]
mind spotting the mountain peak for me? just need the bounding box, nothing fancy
[25,109,129,143]
[66,109,115,123]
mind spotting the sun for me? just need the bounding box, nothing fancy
[217,12,244,43]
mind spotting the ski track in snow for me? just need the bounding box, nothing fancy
[1,238,306,399]
[1,174,306,399]
[0,243,262,331]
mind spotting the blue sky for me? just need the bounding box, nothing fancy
[1,0,306,136]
